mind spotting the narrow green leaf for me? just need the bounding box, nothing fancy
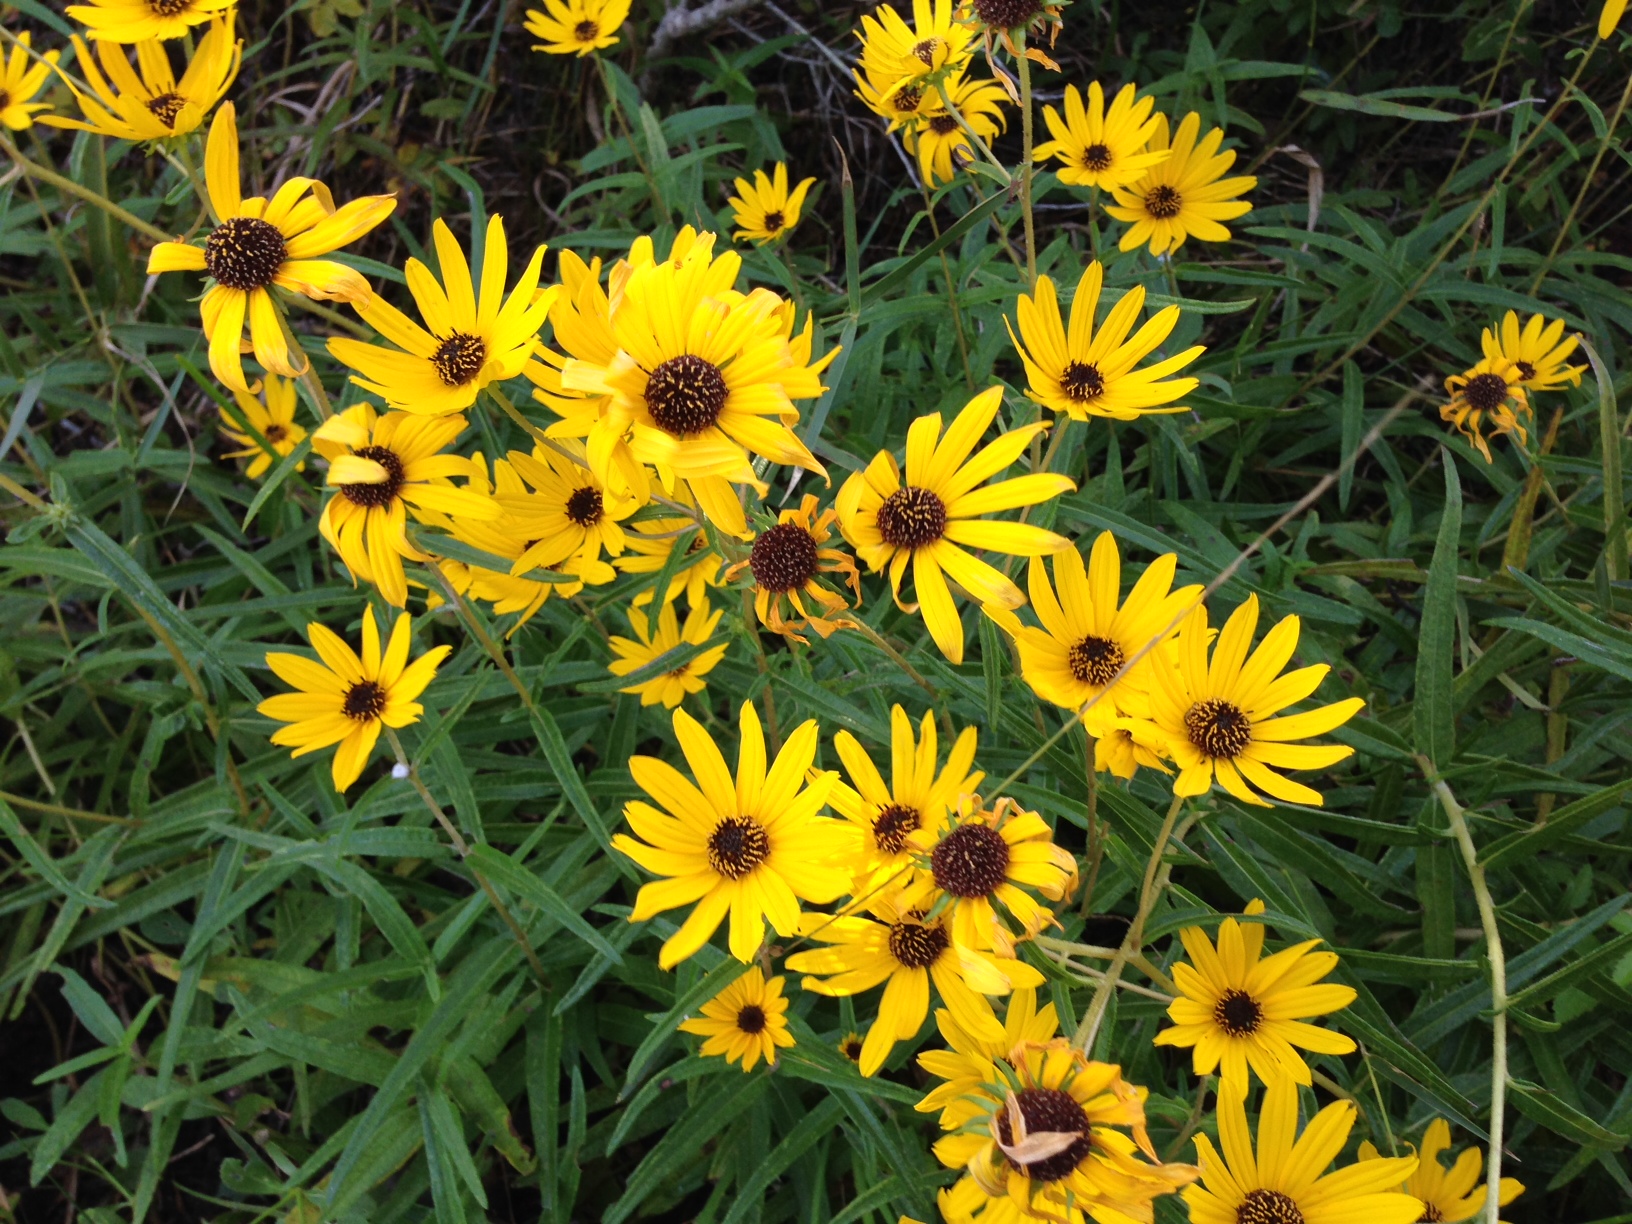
[1414,453,1462,765]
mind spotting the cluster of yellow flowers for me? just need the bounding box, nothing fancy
[1441,310,1585,463]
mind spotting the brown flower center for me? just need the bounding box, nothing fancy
[931,823,1010,898]
[145,91,187,128]
[929,114,960,135]
[762,210,785,233]
[871,802,921,855]
[911,37,939,65]
[1514,360,1536,382]
[341,679,387,721]
[431,332,487,387]
[971,0,1042,29]
[574,18,599,40]
[339,445,406,508]
[1185,697,1252,759]
[1417,1207,1446,1224]
[995,1087,1092,1183]
[735,1003,766,1034]
[1082,143,1113,171]
[1237,1189,1305,1224]
[1462,372,1510,412]
[749,522,819,593]
[1068,635,1125,686]
[1060,360,1106,403]
[887,916,949,969]
[893,85,924,113]
[1145,183,1183,220]
[565,486,604,527]
[875,486,947,549]
[840,1036,864,1062]
[645,354,728,437]
[204,216,287,291]
[148,0,192,15]
[1213,988,1263,1036]
[263,424,287,444]
[706,815,770,880]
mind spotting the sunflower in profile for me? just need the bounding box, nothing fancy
[311,404,499,608]
[1441,356,1531,463]
[1481,310,1584,393]
[724,494,860,643]
[835,386,1074,665]
[1360,1119,1525,1224]
[523,0,630,55]
[678,967,794,1071]
[1008,262,1204,421]
[905,796,1077,955]
[43,16,239,141]
[328,216,555,417]
[220,373,305,479]
[1107,111,1257,256]
[855,0,974,96]
[916,987,1059,1129]
[0,34,60,130]
[787,893,1040,1077]
[905,75,1010,189]
[258,607,450,793]
[1034,82,1170,190]
[497,441,633,578]
[728,164,816,245]
[147,104,396,394]
[67,0,234,42]
[607,597,728,709]
[1148,594,1365,807]
[1154,899,1357,1089]
[614,702,852,966]
[984,530,1201,731]
[930,1040,1196,1223]
[1184,1075,1423,1224]
[829,704,983,895]
[616,513,723,609]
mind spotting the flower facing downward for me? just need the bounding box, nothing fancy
[1441,357,1531,464]
[328,216,555,417]
[1008,262,1204,421]
[258,607,450,793]
[146,104,396,393]
[42,17,239,141]
[0,34,60,130]
[1107,111,1257,256]
[729,164,816,245]
[1359,1119,1524,1224]
[724,494,861,642]
[220,373,305,479]
[614,702,852,967]
[1034,82,1170,191]
[1155,899,1357,1090]
[678,967,793,1071]
[1184,1075,1423,1224]
[66,0,235,42]
[607,597,728,709]
[1149,594,1365,807]
[1480,310,1584,394]
[836,386,1074,664]
[523,0,631,55]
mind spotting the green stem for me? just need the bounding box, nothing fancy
[1017,40,1037,289]
[932,80,1009,182]
[0,135,172,242]
[842,616,939,701]
[740,586,781,753]
[919,183,975,391]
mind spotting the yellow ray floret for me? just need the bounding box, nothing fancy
[677,966,794,1071]
[1359,1119,1524,1224]
[1479,309,1584,394]
[523,0,631,56]
[220,373,306,480]
[66,0,235,43]
[1033,81,1171,191]
[0,33,60,131]
[607,596,728,708]
[728,163,816,245]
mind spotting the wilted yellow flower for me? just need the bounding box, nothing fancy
[724,495,860,642]
[1441,356,1531,463]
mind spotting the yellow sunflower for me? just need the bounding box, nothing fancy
[723,494,860,642]
[523,0,630,56]
[1481,310,1585,393]
[258,607,450,793]
[728,163,816,245]
[42,17,239,141]
[835,385,1074,665]
[838,1031,866,1064]
[497,441,633,577]
[1008,261,1204,421]
[66,0,234,42]
[614,702,853,966]
[916,987,1059,1128]
[1034,82,1170,191]
[615,513,723,610]
[984,530,1202,730]
[1184,1075,1423,1224]
[1441,356,1531,464]
[854,0,974,96]
[1094,718,1171,781]
[607,596,728,708]
[904,74,1010,189]
[311,404,499,608]
[1359,1119,1524,1224]
[328,216,555,417]
[854,65,942,133]
[828,704,983,895]
[0,34,59,130]
[678,967,794,1071]
[930,1040,1197,1223]
[146,104,396,394]
[904,796,1077,956]
[1148,594,1365,807]
[220,373,306,480]
[1154,899,1357,1090]
[1106,111,1257,256]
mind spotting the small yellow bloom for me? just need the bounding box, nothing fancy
[606,597,728,709]
[66,0,235,43]
[523,0,630,56]
[724,494,860,643]
[1094,719,1170,780]
[1442,356,1531,464]
[915,987,1059,1129]
[678,967,794,1071]
[903,74,1009,188]
[614,512,723,610]
[1360,1119,1525,1223]
[146,104,396,394]
[836,386,1073,664]
[1107,111,1257,256]
[1602,0,1628,39]
[854,0,974,95]
[1034,82,1171,191]
[258,607,450,793]
[1480,309,1584,393]
[728,163,815,245]
[837,1031,865,1063]
[499,440,634,578]
[0,33,60,131]
[1154,898,1357,1090]
[42,16,239,141]
[220,373,306,480]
